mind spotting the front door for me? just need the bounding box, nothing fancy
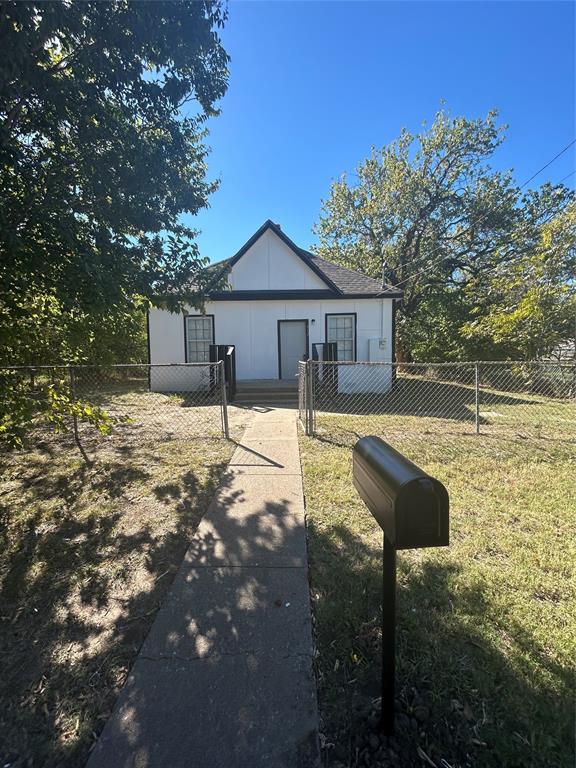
[278,320,308,379]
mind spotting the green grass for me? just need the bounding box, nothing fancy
[300,419,576,768]
[0,413,240,767]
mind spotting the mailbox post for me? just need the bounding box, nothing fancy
[353,436,449,735]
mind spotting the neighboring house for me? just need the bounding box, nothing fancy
[148,220,402,392]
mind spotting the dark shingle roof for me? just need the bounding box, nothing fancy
[299,249,397,296]
[203,220,402,299]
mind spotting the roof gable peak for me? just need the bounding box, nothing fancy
[225,220,341,293]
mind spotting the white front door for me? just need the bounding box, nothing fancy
[278,320,308,379]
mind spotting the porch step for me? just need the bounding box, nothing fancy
[233,394,298,405]
[234,402,298,409]
[236,379,298,390]
[233,379,298,407]
[233,393,298,406]
[236,386,298,395]
[234,392,298,403]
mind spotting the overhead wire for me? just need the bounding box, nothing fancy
[377,139,576,292]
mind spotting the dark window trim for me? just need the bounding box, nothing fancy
[277,319,309,380]
[325,312,357,362]
[184,313,215,363]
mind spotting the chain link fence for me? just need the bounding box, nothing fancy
[299,360,576,443]
[0,362,231,457]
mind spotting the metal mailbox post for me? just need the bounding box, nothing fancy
[353,436,449,735]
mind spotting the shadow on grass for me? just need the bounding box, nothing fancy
[0,440,232,768]
[316,376,543,424]
[308,520,573,768]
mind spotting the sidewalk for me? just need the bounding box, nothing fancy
[87,407,320,768]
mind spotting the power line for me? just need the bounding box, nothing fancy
[381,139,575,292]
[519,139,575,189]
[557,169,575,185]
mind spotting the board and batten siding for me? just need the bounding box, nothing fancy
[228,228,328,291]
[148,298,394,390]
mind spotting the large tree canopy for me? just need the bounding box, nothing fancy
[0,0,229,365]
[313,109,574,361]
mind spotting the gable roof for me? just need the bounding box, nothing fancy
[205,219,402,299]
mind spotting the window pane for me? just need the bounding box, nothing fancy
[187,316,213,362]
[326,314,355,361]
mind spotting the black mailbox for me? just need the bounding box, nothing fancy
[353,436,449,549]
[352,436,449,736]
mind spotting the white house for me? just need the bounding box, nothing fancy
[147,220,402,392]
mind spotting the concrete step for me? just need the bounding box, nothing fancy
[236,385,297,390]
[237,379,298,389]
[234,381,298,407]
[235,399,298,404]
[235,392,297,400]
[236,385,298,392]
[234,401,298,409]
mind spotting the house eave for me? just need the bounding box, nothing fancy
[204,290,402,301]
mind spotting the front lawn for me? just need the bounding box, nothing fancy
[300,420,575,768]
[0,403,248,768]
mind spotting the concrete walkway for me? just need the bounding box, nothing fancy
[87,407,320,768]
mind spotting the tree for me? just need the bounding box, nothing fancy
[313,108,573,361]
[0,1,229,445]
[0,295,149,367]
[0,0,229,363]
[463,203,576,360]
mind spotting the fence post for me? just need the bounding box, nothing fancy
[311,360,316,434]
[69,364,78,437]
[306,359,314,436]
[298,362,305,429]
[219,360,230,439]
[69,365,90,464]
[475,362,480,435]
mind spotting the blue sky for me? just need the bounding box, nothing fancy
[185,1,575,262]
